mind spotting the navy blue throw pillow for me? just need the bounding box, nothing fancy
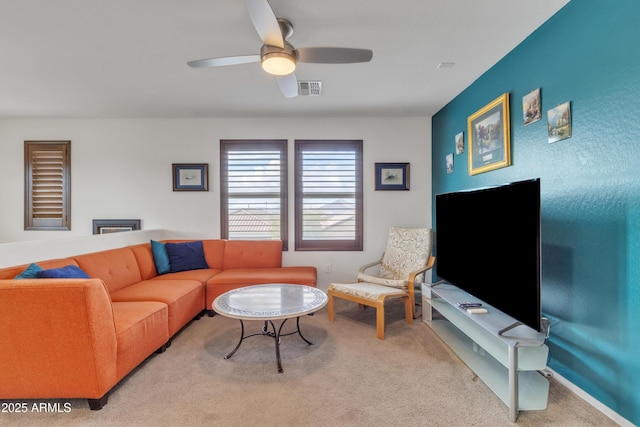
[36,265,90,279]
[164,241,209,273]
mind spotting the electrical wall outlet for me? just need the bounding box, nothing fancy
[324,264,332,273]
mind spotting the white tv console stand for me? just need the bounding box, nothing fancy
[422,282,549,422]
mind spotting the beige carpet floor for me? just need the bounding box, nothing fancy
[1,299,618,427]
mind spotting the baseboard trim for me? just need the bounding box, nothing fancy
[548,367,634,427]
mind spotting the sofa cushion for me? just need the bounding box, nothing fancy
[14,263,43,279]
[129,243,159,281]
[37,265,90,279]
[151,240,171,274]
[74,248,143,294]
[201,240,225,270]
[165,241,208,273]
[111,301,169,381]
[209,267,317,286]
[110,279,204,337]
[222,240,283,269]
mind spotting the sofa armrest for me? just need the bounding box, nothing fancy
[0,279,118,399]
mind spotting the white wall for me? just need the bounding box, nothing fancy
[0,117,432,288]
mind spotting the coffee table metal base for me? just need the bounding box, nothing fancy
[225,317,314,373]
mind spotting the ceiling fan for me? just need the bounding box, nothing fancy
[187,0,373,98]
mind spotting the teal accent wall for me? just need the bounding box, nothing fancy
[431,1,640,424]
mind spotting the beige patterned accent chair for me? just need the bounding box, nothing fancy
[328,227,435,339]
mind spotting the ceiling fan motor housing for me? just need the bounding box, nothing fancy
[260,42,297,75]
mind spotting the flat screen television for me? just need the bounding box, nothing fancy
[435,178,542,332]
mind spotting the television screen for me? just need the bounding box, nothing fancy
[435,178,541,332]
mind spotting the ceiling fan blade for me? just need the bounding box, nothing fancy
[276,73,298,98]
[187,55,260,68]
[245,0,284,48]
[295,47,373,64]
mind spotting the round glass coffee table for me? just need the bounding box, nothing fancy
[212,284,328,373]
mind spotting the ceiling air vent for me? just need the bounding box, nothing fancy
[298,80,323,96]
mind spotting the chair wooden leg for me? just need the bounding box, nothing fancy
[404,296,413,325]
[376,298,385,340]
[408,293,417,319]
[327,290,335,322]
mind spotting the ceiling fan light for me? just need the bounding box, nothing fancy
[261,52,296,75]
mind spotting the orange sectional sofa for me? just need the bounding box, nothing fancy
[0,239,316,410]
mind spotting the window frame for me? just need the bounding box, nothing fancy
[220,139,288,250]
[294,139,363,251]
[24,140,71,231]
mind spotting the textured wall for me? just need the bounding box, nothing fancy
[432,1,639,424]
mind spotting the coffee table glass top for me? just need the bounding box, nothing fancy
[213,284,328,321]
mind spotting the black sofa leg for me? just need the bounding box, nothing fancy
[207,310,216,317]
[155,343,168,353]
[88,394,108,410]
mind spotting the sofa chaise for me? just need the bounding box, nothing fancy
[0,239,316,410]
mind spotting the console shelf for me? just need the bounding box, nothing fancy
[422,283,549,421]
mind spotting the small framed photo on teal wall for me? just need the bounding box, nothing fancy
[547,101,572,143]
[446,154,454,174]
[455,132,464,154]
[522,88,542,125]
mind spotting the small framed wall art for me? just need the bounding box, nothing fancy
[467,93,511,176]
[522,88,542,125]
[446,154,454,174]
[547,102,571,143]
[455,132,464,154]
[172,163,209,191]
[375,162,410,190]
[92,219,141,235]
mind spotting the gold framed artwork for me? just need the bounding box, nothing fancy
[467,93,511,176]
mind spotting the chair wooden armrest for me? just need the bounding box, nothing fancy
[407,255,436,291]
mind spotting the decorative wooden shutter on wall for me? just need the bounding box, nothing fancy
[24,141,71,230]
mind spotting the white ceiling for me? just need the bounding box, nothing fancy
[0,0,570,119]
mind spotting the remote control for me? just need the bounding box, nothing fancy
[457,302,482,309]
[467,307,488,314]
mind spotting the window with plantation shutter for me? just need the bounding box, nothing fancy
[220,140,288,249]
[24,141,71,230]
[294,140,363,251]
